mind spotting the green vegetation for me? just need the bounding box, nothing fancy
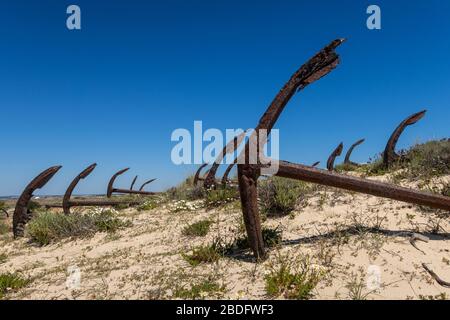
[182,241,224,266]
[0,253,7,264]
[334,162,360,173]
[258,177,312,216]
[401,139,450,179]
[166,176,206,201]
[27,200,42,212]
[0,273,29,299]
[26,209,131,246]
[361,139,450,179]
[0,221,8,235]
[204,187,239,208]
[173,278,225,299]
[265,254,323,300]
[227,227,282,253]
[182,220,213,237]
[137,199,161,211]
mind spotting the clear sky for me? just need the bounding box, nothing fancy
[1,0,449,196]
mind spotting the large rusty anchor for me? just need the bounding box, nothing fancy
[13,165,62,237]
[326,143,344,171]
[62,164,141,215]
[107,168,157,197]
[193,164,209,186]
[235,39,450,260]
[344,138,365,166]
[221,162,237,187]
[204,131,248,189]
[383,110,426,168]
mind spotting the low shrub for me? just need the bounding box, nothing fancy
[265,254,323,300]
[204,187,239,208]
[258,177,311,216]
[26,209,130,246]
[182,220,213,237]
[0,273,29,299]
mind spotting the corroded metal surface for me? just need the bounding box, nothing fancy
[130,175,138,190]
[193,163,208,185]
[139,178,156,191]
[221,162,236,187]
[204,131,248,189]
[383,110,426,168]
[234,39,449,260]
[107,168,157,197]
[13,165,62,237]
[344,138,365,165]
[327,143,343,171]
[237,39,345,259]
[62,163,97,215]
[276,161,450,211]
[62,164,140,214]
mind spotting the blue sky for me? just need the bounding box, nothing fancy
[1,0,449,196]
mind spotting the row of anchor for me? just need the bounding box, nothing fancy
[187,39,449,259]
[8,39,450,261]
[12,164,157,238]
[192,110,426,188]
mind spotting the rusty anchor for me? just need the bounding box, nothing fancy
[193,163,209,186]
[130,175,138,190]
[107,168,157,197]
[62,164,141,215]
[139,178,157,191]
[234,39,450,260]
[383,110,426,168]
[13,165,62,237]
[344,138,365,166]
[221,162,237,187]
[327,143,344,171]
[204,131,248,190]
[311,161,321,168]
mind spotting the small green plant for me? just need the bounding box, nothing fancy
[227,227,282,253]
[112,202,131,210]
[137,199,160,211]
[173,278,225,299]
[26,209,130,246]
[334,163,359,173]
[0,221,8,235]
[0,253,7,264]
[0,273,29,299]
[258,177,311,216]
[345,271,375,300]
[204,187,239,208]
[183,240,225,266]
[265,254,323,300]
[182,220,213,237]
[361,157,387,176]
[27,200,42,212]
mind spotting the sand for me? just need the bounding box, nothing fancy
[1,173,449,300]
